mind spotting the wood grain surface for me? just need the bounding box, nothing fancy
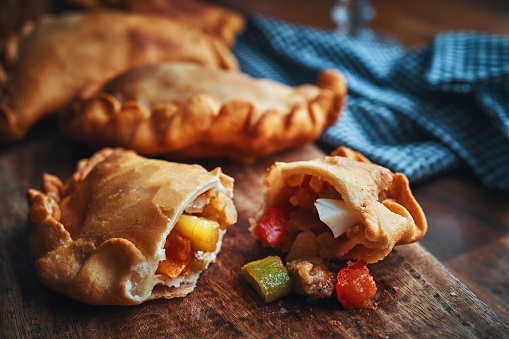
[1,122,508,338]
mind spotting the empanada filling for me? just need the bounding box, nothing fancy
[156,188,235,281]
[252,173,372,301]
[258,174,362,261]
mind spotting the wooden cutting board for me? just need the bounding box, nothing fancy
[1,125,508,338]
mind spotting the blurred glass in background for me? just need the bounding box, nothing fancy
[331,0,375,35]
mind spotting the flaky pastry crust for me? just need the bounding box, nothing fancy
[0,10,238,142]
[27,148,237,305]
[67,0,245,46]
[61,63,347,162]
[251,147,427,264]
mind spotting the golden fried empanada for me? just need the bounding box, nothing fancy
[67,0,245,46]
[60,62,347,162]
[0,10,238,142]
[250,147,427,264]
[27,148,237,305]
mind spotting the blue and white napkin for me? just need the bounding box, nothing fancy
[233,15,509,192]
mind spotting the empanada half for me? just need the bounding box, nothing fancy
[27,148,237,305]
[250,147,427,264]
[67,0,245,46]
[60,62,347,162]
[0,10,238,142]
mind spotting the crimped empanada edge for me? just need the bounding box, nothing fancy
[61,69,347,162]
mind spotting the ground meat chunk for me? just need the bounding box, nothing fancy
[286,258,336,301]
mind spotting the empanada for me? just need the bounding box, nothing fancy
[67,0,245,46]
[0,10,238,142]
[60,62,347,162]
[27,148,237,305]
[250,147,427,264]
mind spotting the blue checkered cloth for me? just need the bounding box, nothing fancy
[233,15,509,193]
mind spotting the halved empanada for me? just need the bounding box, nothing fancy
[67,0,245,46]
[60,62,347,162]
[27,148,237,305]
[250,147,427,264]
[0,10,238,142]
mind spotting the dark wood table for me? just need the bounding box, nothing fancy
[1,0,509,337]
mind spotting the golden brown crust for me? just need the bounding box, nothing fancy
[251,147,427,264]
[67,0,245,46]
[0,10,238,142]
[27,148,237,305]
[330,146,372,163]
[60,63,347,162]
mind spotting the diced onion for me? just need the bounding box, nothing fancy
[314,199,360,238]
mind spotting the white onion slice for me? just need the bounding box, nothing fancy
[315,199,360,238]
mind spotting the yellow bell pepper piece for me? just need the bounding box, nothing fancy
[174,215,220,252]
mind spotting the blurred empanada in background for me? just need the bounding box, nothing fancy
[67,0,245,46]
[0,10,238,142]
[60,62,347,163]
[27,147,237,305]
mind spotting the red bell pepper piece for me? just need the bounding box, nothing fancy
[165,229,193,264]
[254,206,293,248]
[336,260,377,309]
